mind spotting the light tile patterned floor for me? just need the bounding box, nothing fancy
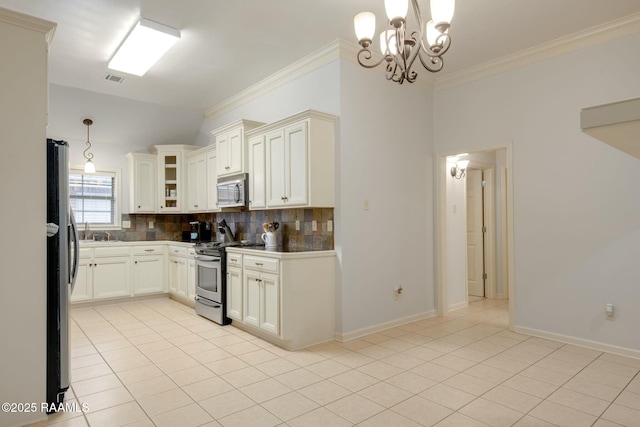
[29,297,640,427]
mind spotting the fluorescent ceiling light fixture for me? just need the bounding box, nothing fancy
[108,18,180,76]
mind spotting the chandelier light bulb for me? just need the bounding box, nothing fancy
[380,30,398,55]
[430,0,455,26]
[84,159,96,174]
[384,0,409,22]
[426,20,439,46]
[354,12,376,44]
[457,159,469,170]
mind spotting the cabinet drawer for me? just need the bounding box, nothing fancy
[133,246,164,256]
[78,248,92,259]
[94,246,131,257]
[227,254,243,267]
[187,247,196,256]
[244,256,278,273]
[169,246,188,257]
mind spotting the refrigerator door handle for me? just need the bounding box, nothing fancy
[69,208,79,292]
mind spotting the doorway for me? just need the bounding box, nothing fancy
[435,143,515,329]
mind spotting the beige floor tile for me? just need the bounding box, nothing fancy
[218,404,282,427]
[135,339,175,354]
[154,354,201,374]
[379,353,425,370]
[107,354,153,372]
[357,360,404,380]
[181,376,234,401]
[534,355,588,376]
[76,386,134,413]
[434,412,491,427]
[422,339,462,354]
[209,334,246,347]
[519,364,573,386]
[204,356,249,376]
[261,391,319,421]
[28,415,89,427]
[450,347,493,363]
[411,361,458,382]
[274,368,323,390]
[70,363,113,382]
[150,402,214,427]
[198,389,255,419]
[502,374,558,399]
[25,399,85,426]
[529,400,597,427]
[288,407,352,427]
[332,351,375,368]
[464,363,514,385]
[626,376,640,394]
[254,358,300,377]
[167,332,203,346]
[136,387,193,416]
[127,332,164,346]
[307,341,351,358]
[548,388,610,416]
[326,393,385,424]
[304,358,351,378]
[575,367,631,389]
[71,344,98,358]
[481,355,530,374]
[563,376,622,401]
[220,365,270,388]
[358,409,422,427]
[72,373,123,397]
[223,340,264,356]
[165,364,215,387]
[356,344,398,360]
[385,371,437,394]
[419,383,477,410]
[377,338,417,352]
[358,381,413,408]
[328,369,378,392]
[459,397,524,427]
[100,346,144,363]
[71,354,104,370]
[599,353,640,369]
[125,375,177,400]
[482,385,542,413]
[116,364,164,386]
[589,359,639,379]
[591,419,626,427]
[391,395,453,425]
[239,378,292,403]
[512,415,558,427]
[298,380,351,405]
[237,348,280,365]
[85,401,148,427]
[614,390,640,411]
[192,347,233,364]
[443,373,495,396]
[145,346,186,363]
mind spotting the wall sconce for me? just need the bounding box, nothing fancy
[450,159,469,179]
[83,118,96,174]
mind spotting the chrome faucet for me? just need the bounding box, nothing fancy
[84,222,92,240]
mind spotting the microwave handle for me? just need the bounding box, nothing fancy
[234,183,240,203]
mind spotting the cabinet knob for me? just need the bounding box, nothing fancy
[138,205,141,208]
[160,206,164,209]
[135,261,138,264]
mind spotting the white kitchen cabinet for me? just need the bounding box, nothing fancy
[226,254,243,321]
[126,153,157,213]
[226,248,335,350]
[187,151,207,212]
[167,245,195,306]
[132,246,165,295]
[187,256,196,303]
[247,134,266,209]
[206,148,219,211]
[150,145,198,213]
[92,256,131,299]
[168,255,188,297]
[212,119,265,178]
[71,256,92,302]
[245,110,336,209]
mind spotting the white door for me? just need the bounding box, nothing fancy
[134,157,156,212]
[216,133,230,175]
[206,150,218,210]
[228,128,243,174]
[71,258,92,302]
[188,157,199,211]
[466,169,485,298]
[93,257,131,299]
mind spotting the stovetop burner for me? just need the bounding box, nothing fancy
[194,240,258,255]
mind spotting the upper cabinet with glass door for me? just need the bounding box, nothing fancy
[149,145,198,213]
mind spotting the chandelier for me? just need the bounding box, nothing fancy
[354,0,455,84]
[82,118,96,174]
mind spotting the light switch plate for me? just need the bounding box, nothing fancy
[149,221,154,229]
[295,220,300,231]
[122,220,131,229]
[327,220,333,232]
[312,220,317,231]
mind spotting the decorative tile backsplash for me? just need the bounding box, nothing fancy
[82,208,334,250]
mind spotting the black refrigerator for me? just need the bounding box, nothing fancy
[46,139,79,408]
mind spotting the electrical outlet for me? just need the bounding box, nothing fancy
[327,220,333,232]
[606,304,615,320]
[312,220,317,231]
[148,221,154,229]
[295,220,300,231]
[122,220,131,229]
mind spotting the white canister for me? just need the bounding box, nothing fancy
[261,231,277,247]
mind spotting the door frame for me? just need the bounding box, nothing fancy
[435,142,515,330]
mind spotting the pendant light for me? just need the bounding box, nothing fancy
[83,118,96,174]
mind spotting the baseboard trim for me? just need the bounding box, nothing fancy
[449,301,468,311]
[334,310,436,342]
[514,325,640,360]
[70,293,169,308]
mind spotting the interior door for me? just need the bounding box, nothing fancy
[466,169,485,298]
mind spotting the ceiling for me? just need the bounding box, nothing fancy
[2,0,640,114]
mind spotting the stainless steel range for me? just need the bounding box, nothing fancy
[193,242,235,325]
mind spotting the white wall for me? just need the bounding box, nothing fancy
[0,10,54,427]
[434,33,640,352]
[338,61,434,335]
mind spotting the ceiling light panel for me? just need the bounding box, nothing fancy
[108,18,180,77]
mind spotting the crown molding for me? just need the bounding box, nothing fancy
[204,40,343,120]
[435,12,640,91]
[0,7,56,44]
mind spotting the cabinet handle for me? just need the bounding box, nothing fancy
[255,262,263,267]
[135,261,138,264]
[194,205,198,208]
[144,249,155,252]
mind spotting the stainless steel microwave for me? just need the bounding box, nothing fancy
[217,173,248,208]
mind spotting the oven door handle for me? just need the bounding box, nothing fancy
[195,296,221,308]
[194,254,221,262]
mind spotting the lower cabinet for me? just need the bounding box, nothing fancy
[168,245,196,306]
[169,255,188,297]
[133,247,165,295]
[92,256,132,299]
[71,254,93,302]
[226,248,335,350]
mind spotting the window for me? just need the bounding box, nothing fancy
[70,169,120,228]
